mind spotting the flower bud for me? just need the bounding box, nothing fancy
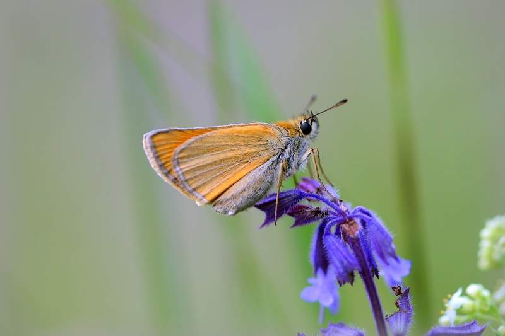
[478,215,505,270]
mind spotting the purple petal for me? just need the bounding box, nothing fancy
[317,267,340,309]
[319,290,335,307]
[288,204,331,227]
[297,177,340,199]
[378,257,411,287]
[360,209,397,262]
[300,267,340,315]
[298,177,324,194]
[321,322,365,336]
[254,189,307,227]
[387,311,411,336]
[358,225,379,278]
[300,286,319,302]
[328,294,339,314]
[323,234,358,285]
[395,287,412,311]
[326,185,340,200]
[386,288,413,336]
[425,321,486,336]
[311,220,331,273]
[354,207,411,284]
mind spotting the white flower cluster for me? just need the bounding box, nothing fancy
[438,215,505,333]
[439,284,494,326]
[478,215,505,270]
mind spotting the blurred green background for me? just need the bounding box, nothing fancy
[1,0,504,335]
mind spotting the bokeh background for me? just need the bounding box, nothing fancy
[1,0,504,335]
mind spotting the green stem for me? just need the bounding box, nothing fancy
[110,5,189,332]
[379,0,431,329]
[115,45,175,335]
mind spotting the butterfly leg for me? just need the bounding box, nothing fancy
[309,148,324,185]
[307,154,314,178]
[300,147,328,186]
[304,147,338,202]
[274,160,288,225]
[299,148,316,188]
[312,147,335,188]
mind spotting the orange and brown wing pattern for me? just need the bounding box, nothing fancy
[143,124,283,205]
[143,127,215,200]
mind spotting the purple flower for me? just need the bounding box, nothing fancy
[255,179,411,287]
[311,220,331,274]
[425,321,486,336]
[323,233,358,285]
[385,288,486,336]
[297,177,325,194]
[297,177,339,199]
[300,266,340,323]
[320,322,365,336]
[386,287,413,336]
[378,257,411,287]
[255,178,487,336]
[255,178,409,335]
[288,204,330,227]
[300,322,365,336]
[355,207,412,286]
[255,189,308,228]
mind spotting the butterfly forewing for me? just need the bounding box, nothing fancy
[143,127,215,200]
[143,124,283,205]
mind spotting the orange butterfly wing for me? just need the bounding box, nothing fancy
[143,124,283,205]
[143,127,215,201]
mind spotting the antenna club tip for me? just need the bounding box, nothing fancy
[311,98,349,117]
[335,98,348,107]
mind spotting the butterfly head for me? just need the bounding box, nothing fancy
[275,99,347,140]
[297,98,348,139]
[297,113,320,140]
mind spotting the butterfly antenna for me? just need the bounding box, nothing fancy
[310,99,348,119]
[304,94,318,112]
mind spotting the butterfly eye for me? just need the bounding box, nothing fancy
[300,121,312,135]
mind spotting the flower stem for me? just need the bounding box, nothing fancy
[349,235,388,336]
[319,305,325,324]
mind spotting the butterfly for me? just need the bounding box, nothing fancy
[143,98,347,218]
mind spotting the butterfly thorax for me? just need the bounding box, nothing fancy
[274,114,320,178]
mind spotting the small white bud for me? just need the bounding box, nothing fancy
[466,284,484,297]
